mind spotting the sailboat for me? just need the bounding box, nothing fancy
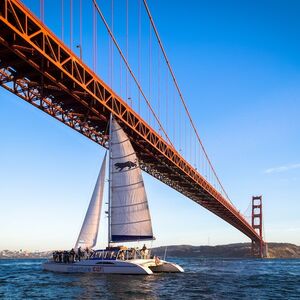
[43,116,184,274]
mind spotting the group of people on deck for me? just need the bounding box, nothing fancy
[117,244,149,260]
[52,247,92,263]
[52,244,151,263]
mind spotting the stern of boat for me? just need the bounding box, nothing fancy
[132,259,184,273]
[148,260,184,273]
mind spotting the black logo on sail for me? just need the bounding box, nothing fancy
[114,160,137,171]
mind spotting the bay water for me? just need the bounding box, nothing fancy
[0,258,299,299]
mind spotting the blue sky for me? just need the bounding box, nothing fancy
[1,0,300,251]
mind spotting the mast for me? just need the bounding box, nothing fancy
[108,113,113,247]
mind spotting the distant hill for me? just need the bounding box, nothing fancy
[1,243,300,259]
[152,243,300,259]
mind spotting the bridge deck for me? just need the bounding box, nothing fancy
[0,0,261,243]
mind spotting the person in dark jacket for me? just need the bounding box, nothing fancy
[70,248,75,263]
[78,247,82,261]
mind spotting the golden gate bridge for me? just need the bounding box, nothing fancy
[0,0,266,257]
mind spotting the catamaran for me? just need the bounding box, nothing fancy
[43,116,184,275]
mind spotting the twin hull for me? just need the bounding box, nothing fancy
[43,259,184,275]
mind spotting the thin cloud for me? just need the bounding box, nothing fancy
[264,163,300,174]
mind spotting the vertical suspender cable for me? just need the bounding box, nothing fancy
[190,125,192,164]
[40,0,44,23]
[173,86,175,147]
[118,6,121,98]
[95,4,97,72]
[184,110,186,159]
[119,0,123,93]
[61,0,64,41]
[109,6,111,85]
[120,55,122,97]
[70,0,73,49]
[138,0,141,114]
[93,2,95,71]
[126,0,129,103]
[80,0,82,54]
[142,0,232,204]
[157,44,160,134]
[91,0,174,148]
[196,141,199,171]
[93,2,96,71]
[111,0,114,88]
[40,0,44,101]
[179,93,181,152]
[166,67,168,135]
[149,20,152,124]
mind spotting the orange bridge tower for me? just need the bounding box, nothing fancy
[251,196,266,258]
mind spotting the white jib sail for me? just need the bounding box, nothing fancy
[75,153,107,249]
[109,118,153,243]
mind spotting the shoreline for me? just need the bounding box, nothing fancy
[1,242,299,259]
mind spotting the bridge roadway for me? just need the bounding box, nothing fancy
[0,0,262,244]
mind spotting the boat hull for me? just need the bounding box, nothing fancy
[42,259,183,275]
[149,261,184,273]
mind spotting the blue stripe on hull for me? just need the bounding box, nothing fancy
[111,235,153,242]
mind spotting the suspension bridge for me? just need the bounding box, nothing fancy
[0,0,266,257]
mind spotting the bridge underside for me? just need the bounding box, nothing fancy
[0,0,262,245]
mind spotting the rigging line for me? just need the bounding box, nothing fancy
[91,0,174,148]
[143,0,232,205]
[104,118,110,138]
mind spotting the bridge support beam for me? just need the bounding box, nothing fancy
[251,195,266,258]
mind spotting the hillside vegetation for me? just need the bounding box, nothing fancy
[152,243,300,258]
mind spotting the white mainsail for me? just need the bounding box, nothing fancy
[109,118,154,243]
[75,153,107,249]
